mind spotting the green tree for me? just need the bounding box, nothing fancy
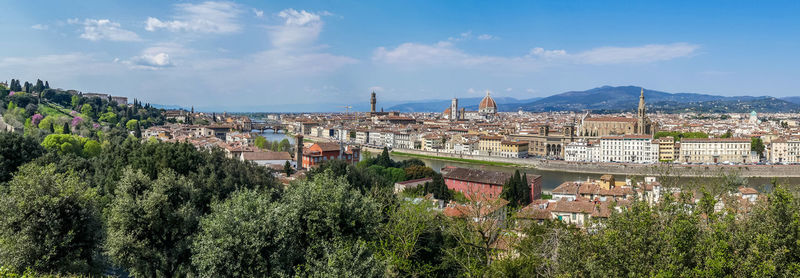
[0,164,102,275]
[404,165,436,180]
[125,119,139,131]
[192,190,276,277]
[751,137,765,157]
[376,200,449,276]
[105,168,200,278]
[62,122,70,134]
[82,140,102,157]
[71,95,80,108]
[284,160,294,177]
[254,135,268,150]
[0,132,44,182]
[270,170,383,276]
[80,104,94,119]
[377,147,394,167]
[41,134,87,156]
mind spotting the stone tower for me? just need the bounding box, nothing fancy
[450,98,459,121]
[295,135,304,170]
[637,87,647,134]
[370,91,376,113]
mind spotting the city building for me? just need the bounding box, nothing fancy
[301,142,360,168]
[679,138,751,164]
[654,136,678,162]
[441,167,542,201]
[599,135,659,163]
[500,140,529,158]
[769,138,800,163]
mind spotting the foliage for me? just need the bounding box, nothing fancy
[0,132,45,182]
[376,200,451,277]
[105,168,200,278]
[41,134,87,156]
[0,164,102,275]
[125,119,138,131]
[654,131,709,140]
[751,137,765,157]
[500,170,531,208]
[191,189,275,277]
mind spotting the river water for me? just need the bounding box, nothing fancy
[253,129,292,143]
[390,154,799,192]
[250,130,796,192]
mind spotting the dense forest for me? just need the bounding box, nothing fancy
[1,80,799,277]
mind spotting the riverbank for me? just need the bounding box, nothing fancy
[379,147,800,178]
[391,151,521,167]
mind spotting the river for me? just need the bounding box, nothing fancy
[390,154,799,193]
[253,129,292,143]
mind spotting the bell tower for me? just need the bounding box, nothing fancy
[637,87,647,134]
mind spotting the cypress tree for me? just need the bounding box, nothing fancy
[521,173,531,205]
[62,122,70,134]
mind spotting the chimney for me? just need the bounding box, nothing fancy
[295,135,304,170]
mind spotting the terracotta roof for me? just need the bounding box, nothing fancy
[442,167,511,186]
[242,151,292,161]
[738,187,758,195]
[584,117,637,122]
[479,93,497,110]
[314,142,341,152]
[682,138,750,143]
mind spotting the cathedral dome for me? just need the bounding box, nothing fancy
[443,107,451,116]
[479,92,497,113]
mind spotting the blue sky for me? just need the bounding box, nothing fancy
[2,0,799,111]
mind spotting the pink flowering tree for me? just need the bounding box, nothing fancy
[71,116,83,127]
[70,110,78,116]
[31,114,44,126]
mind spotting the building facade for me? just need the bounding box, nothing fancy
[679,138,751,163]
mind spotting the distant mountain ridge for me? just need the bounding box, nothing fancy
[387,86,800,113]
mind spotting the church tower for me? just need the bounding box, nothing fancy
[450,98,459,121]
[370,91,376,113]
[637,87,647,134]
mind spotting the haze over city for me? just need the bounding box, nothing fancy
[2,0,800,111]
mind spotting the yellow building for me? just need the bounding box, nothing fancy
[655,136,678,162]
[479,135,503,155]
[500,141,529,158]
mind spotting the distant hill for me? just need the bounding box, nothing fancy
[388,96,541,112]
[504,86,800,113]
[782,96,800,105]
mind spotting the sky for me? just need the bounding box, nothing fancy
[1,0,799,111]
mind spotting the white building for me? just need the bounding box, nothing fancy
[679,138,751,164]
[769,139,800,163]
[565,140,600,162]
[599,135,658,163]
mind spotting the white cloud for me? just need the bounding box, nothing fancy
[145,1,242,34]
[120,43,191,70]
[527,47,568,59]
[374,41,699,69]
[73,19,141,42]
[130,53,173,69]
[268,9,324,48]
[574,43,699,64]
[505,87,513,92]
[373,41,512,67]
[31,24,48,30]
[253,8,264,17]
[369,86,384,92]
[477,34,494,40]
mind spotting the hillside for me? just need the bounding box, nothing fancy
[508,86,800,113]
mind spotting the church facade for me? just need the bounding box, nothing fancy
[578,88,655,137]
